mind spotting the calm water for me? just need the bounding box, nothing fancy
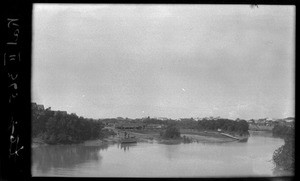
[32,131,286,177]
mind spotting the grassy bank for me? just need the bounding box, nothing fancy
[181,134,234,143]
[181,129,225,137]
[129,129,238,144]
[32,128,243,148]
[181,129,239,142]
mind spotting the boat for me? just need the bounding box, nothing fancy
[120,137,137,144]
[119,131,137,143]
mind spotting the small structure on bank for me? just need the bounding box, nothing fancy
[120,131,137,144]
[115,123,146,130]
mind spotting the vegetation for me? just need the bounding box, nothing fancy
[99,129,117,138]
[101,116,249,136]
[142,117,166,125]
[272,124,294,172]
[176,118,198,129]
[160,124,180,139]
[134,117,249,136]
[32,107,104,144]
[196,118,249,136]
[32,103,250,144]
[272,124,294,137]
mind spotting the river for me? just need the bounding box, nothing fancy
[32,131,288,177]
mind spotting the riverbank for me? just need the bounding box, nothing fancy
[32,137,48,148]
[181,134,234,143]
[32,128,247,148]
[182,129,248,142]
[127,129,240,143]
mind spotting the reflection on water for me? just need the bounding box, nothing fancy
[117,143,137,152]
[32,132,287,177]
[250,130,274,137]
[163,144,180,160]
[32,144,108,174]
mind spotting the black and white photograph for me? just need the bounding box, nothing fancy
[31,4,295,177]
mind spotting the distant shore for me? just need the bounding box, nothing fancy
[32,129,246,147]
[128,129,240,144]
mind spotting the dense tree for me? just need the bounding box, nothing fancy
[176,118,198,129]
[161,124,180,139]
[32,106,105,144]
[272,124,293,137]
[196,119,249,135]
[142,118,164,125]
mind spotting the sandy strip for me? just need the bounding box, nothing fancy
[182,134,235,143]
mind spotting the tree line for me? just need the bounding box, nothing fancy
[160,124,181,139]
[162,118,249,136]
[272,124,294,137]
[196,118,249,135]
[33,104,250,144]
[102,117,249,135]
[158,118,250,139]
[32,107,104,144]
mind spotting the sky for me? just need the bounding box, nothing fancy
[32,4,295,120]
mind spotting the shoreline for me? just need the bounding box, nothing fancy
[32,129,248,147]
[129,129,242,144]
[181,134,235,143]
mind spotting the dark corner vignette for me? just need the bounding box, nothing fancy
[1,0,32,180]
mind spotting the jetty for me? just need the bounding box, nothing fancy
[220,133,248,141]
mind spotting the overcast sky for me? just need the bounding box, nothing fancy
[32,4,295,120]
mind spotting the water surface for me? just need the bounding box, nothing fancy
[32,131,286,177]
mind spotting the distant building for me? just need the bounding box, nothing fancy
[255,119,267,126]
[146,124,164,129]
[115,123,145,130]
[202,116,219,120]
[141,116,150,120]
[247,119,255,124]
[284,117,294,123]
[248,118,275,131]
